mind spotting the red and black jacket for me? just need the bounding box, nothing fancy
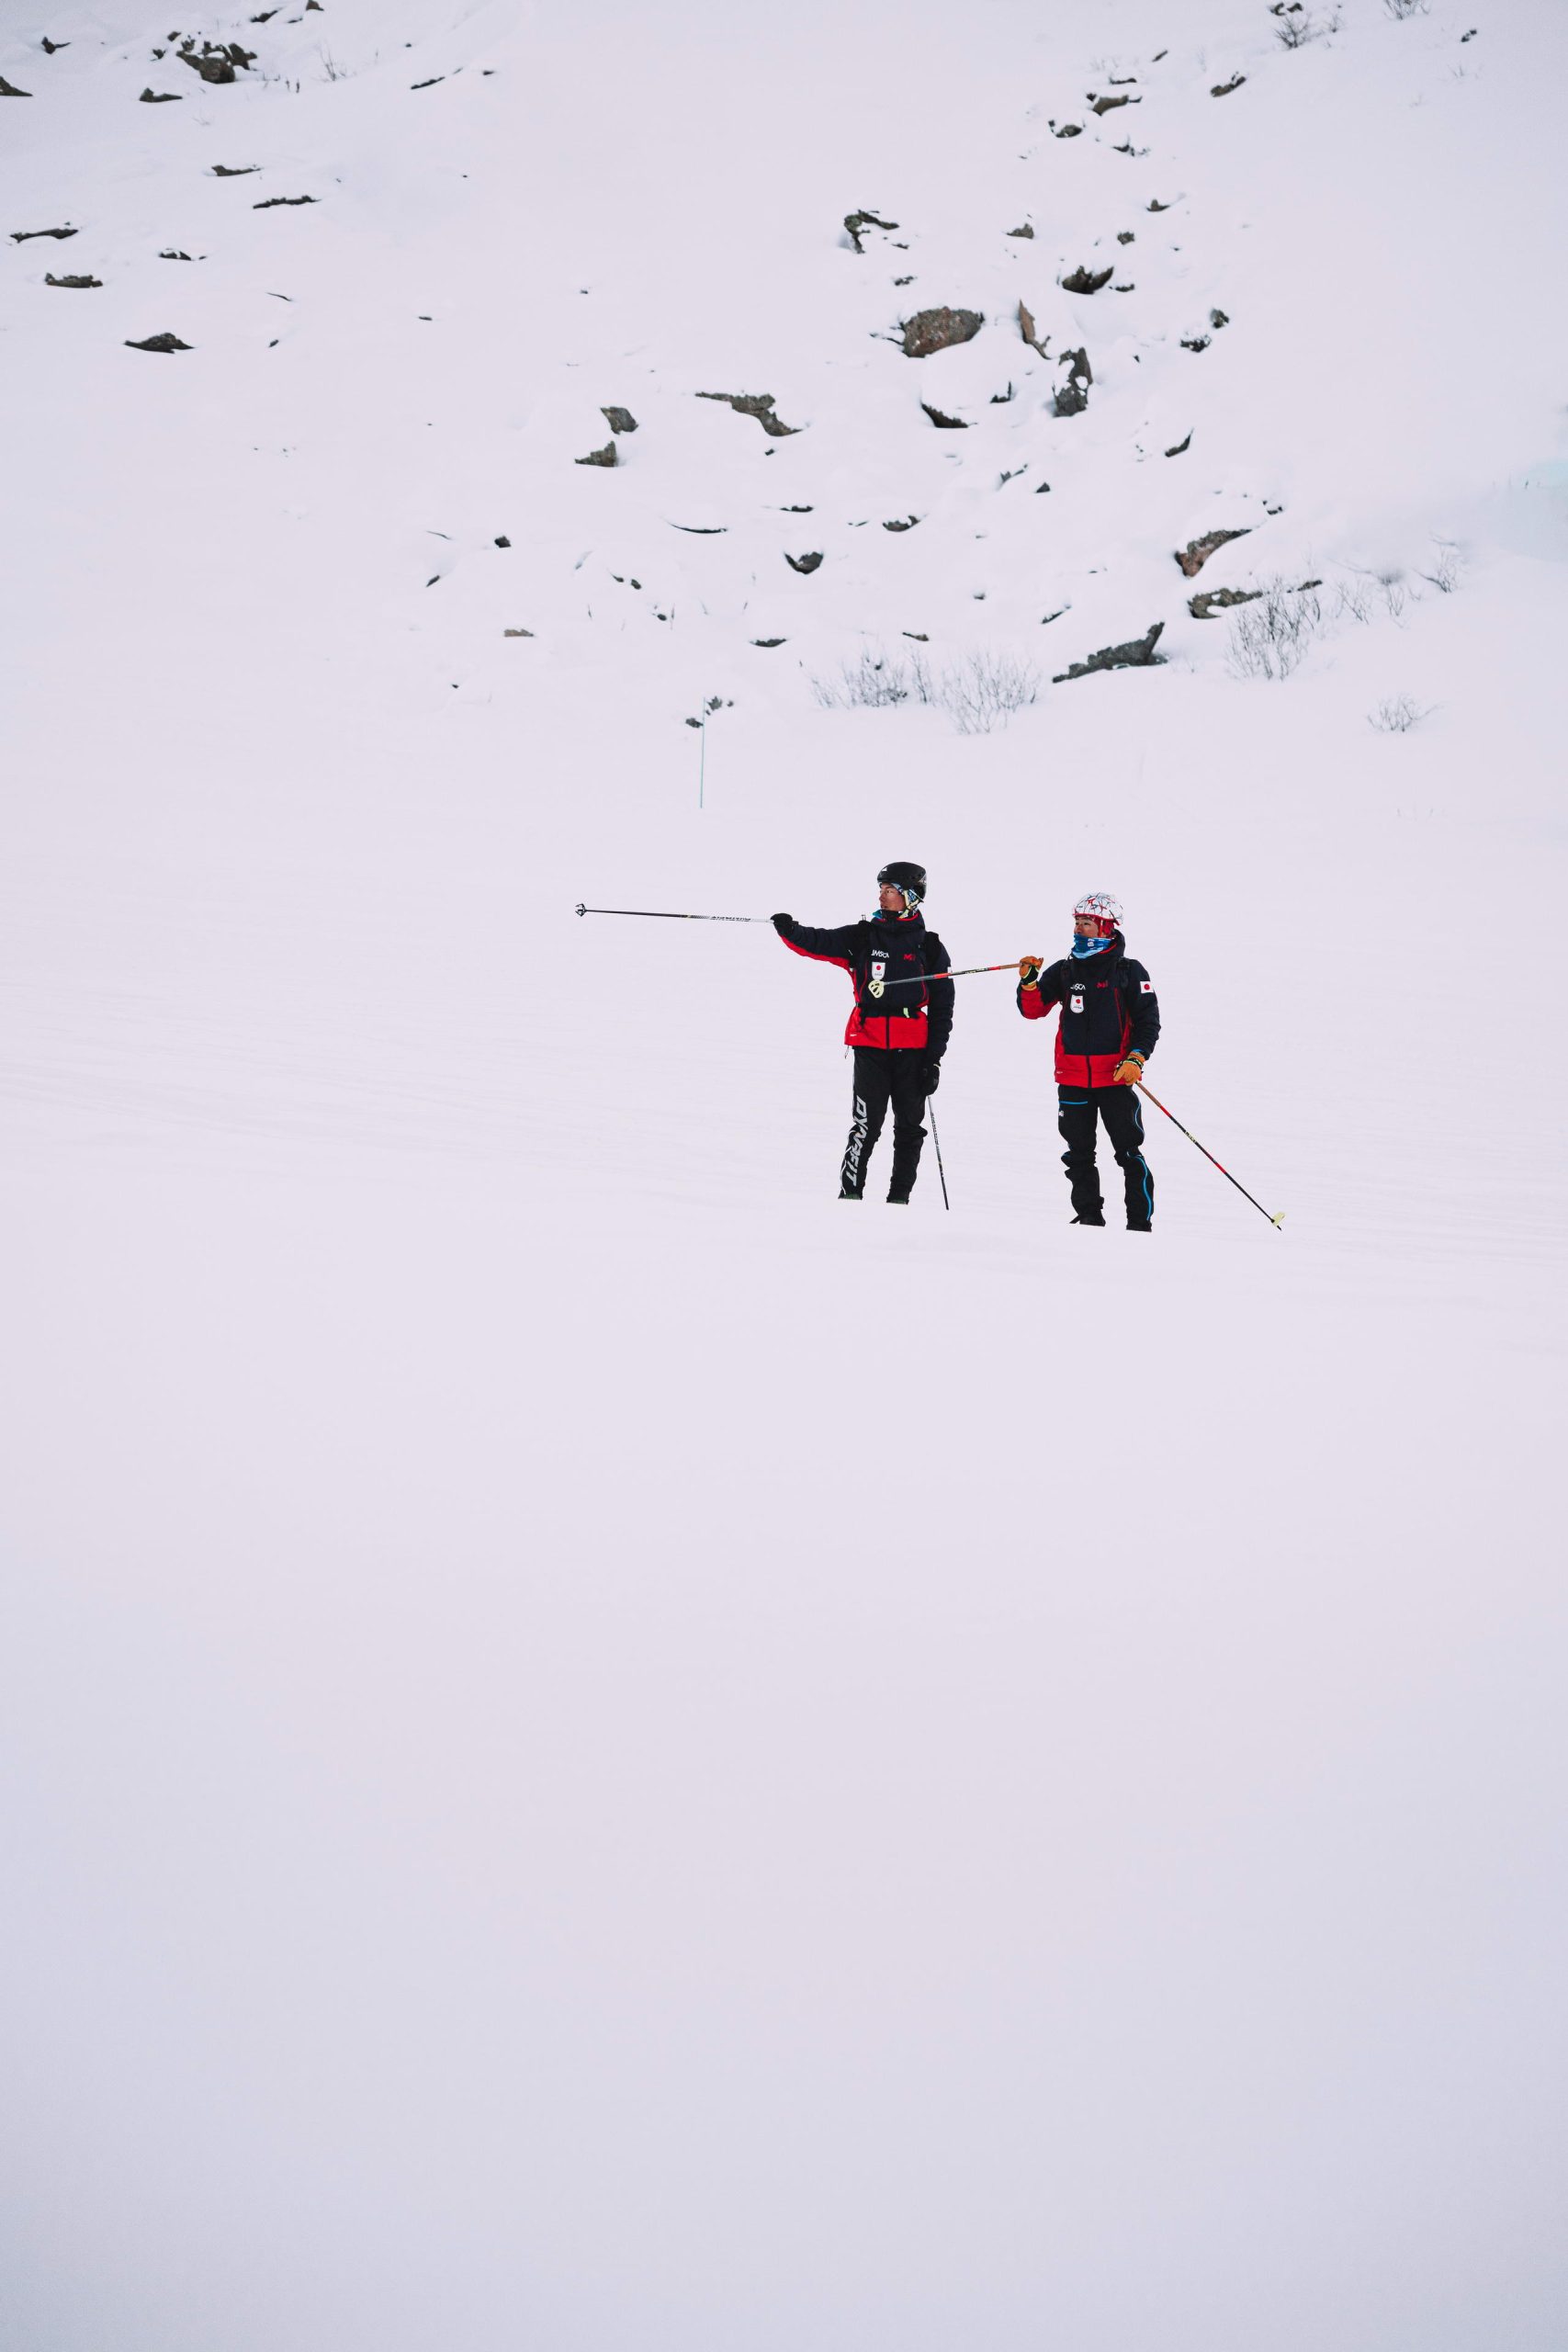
[1017,933,1159,1086]
[776,911,954,1057]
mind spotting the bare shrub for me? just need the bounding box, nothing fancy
[1227,580,1325,680]
[939,650,1039,733]
[812,649,931,709]
[1420,540,1462,594]
[1382,0,1427,17]
[1378,568,1411,622]
[812,646,1036,731]
[1369,695,1432,732]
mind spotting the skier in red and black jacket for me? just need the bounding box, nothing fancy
[1018,891,1159,1229]
[773,861,953,1203]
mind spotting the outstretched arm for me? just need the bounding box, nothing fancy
[773,914,863,970]
[1017,956,1062,1020]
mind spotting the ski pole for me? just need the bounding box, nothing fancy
[575,904,767,924]
[877,961,1021,988]
[1134,1082,1283,1231]
[929,1103,951,1211]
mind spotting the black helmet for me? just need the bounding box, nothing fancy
[877,860,927,909]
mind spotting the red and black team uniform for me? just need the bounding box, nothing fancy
[1019,930,1160,1227]
[774,910,954,1201]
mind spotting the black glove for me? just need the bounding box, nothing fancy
[772,912,793,934]
[923,1060,942,1096]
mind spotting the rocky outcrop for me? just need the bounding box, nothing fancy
[1053,348,1092,417]
[1176,527,1251,578]
[125,331,191,351]
[600,406,637,434]
[575,441,617,467]
[45,273,101,288]
[920,402,969,429]
[1061,264,1112,295]
[899,307,983,358]
[1189,586,1261,619]
[1053,622,1164,683]
[784,551,823,574]
[696,390,800,436]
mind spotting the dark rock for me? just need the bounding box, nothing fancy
[125,331,191,351]
[843,209,897,254]
[1053,347,1092,417]
[695,390,800,436]
[1018,300,1048,358]
[1117,230,1135,243]
[1008,222,1034,239]
[784,551,823,574]
[1041,606,1067,623]
[991,382,1015,403]
[750,638,786,648]
[920,402,968,429]
[902,631,929,641]
[1052,122,1083,136]
[1053,621,1165,683]
[160,249,193,260]
[251,10,278,19]
[893,274,913,286]
[1089,91,1139,113]
[0,76,33,96]
[45,273,101,288]
[1211,73,1247,95]
[41,37,70,51]
[1210,308,1230,329]
[671,523,726,534]
[575,441,617,467]
[494,535,511,548]
[601,405,637,434]
[1061,264,1112,295]
[1113,283,1134,293]
[883,516,920,531]
[412,76,444,89]
[254,195,317,209]
[212,164,258,175]
[1034,480,1053,493]
[11,226,76,242]
[179,48,234,83]
[1164,431,1191,457]
[1189,586,1261,619]
[1147,198,1170,212]
[780,505,813,513]
[899,306,983,358]
[1176,527,1251,578]
[1181,334,1211,354]
[503,628,534,637]
[140,87,181,100]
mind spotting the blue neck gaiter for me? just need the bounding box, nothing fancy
[1071,933,1113,959]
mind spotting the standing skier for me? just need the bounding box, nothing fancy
[1018,892,1159,1229]
[773,863,953,1203]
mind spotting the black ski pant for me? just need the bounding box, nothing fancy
[842,1046,928,1199]
[1056,1081,1154,1227]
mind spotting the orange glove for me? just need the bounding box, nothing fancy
[1112,1053,1145,1085]
[1019,956,1045,988]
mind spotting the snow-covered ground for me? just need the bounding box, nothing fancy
[3,4,1566,2346]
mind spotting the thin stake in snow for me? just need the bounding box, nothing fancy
[1135,1082,1283,1230]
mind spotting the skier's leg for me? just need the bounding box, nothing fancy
[1100,1085,1154,1229]
[886,1053,929,1202]
[841,1048,891,1197]
[1057,1088,1104,1223]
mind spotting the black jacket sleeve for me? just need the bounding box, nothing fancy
[924,932,954,1061]
[774,915,865,969]
[1123,960,1160,1058]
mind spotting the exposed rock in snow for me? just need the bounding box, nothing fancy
[1053,619,1165,680]
[600,406,637,435]
[575,441,617,468]
[1177,526,1252,577]
[784,550,823,573]
[899,307,983,358]
[695,390,800,436]
[124,331,191,352]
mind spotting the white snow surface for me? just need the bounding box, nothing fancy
[3,3,1567,2346]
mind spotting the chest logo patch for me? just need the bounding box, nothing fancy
[1069,992,1084,1013]
[869,956,886,999]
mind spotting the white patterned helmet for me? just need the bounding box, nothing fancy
[1074,891,1123,937]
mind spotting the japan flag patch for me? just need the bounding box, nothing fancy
[1140,979,1154,993]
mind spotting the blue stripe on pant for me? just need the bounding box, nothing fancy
[1056,1083,1154,1228]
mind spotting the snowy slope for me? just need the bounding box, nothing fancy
[3,5,1567,2349]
